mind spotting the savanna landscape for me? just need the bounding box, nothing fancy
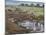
[5,1,44,35]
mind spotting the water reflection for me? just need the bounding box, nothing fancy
[18,20,44,32]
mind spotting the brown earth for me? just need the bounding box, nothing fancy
[5,8,40,34]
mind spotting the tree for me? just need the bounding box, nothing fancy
[25,4,28,6]
[42,4,44,8]
[30,3,34,7]
[36,4,40,7]
[20,3,24,6]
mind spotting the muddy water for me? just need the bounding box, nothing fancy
[18,20,44,32]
